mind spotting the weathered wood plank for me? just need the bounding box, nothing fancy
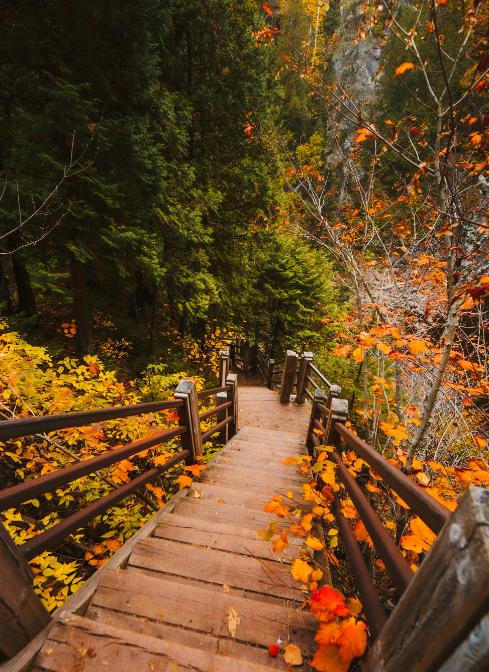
[185,482,295,511]
[127,537,303,601]
[364,486,489,672]
[437,611,489,672]
[200,465,305,488]
[0,520,51,659]
[35,612,278,672]
[172,498,289,529]
[154,512,301,561]
[90,568,316,653]
[87,607,311,671]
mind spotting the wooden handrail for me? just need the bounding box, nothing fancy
[329,450,414,595]
[308,362,332,388]
[0,399,183,442]
[20,450,191,561]
[197,385,231,399]
[0,426,187,512]
[198,400,232,421]
[201,415,233,442]
[335,423,449,534]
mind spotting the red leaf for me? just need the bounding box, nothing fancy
[268,644,280,656]
[309,586,349,622]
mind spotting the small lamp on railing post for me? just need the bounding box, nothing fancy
[175,379,203,465]
[296,352,313,404]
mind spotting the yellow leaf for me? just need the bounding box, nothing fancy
[410,516,436,547]
[273,530,288,553]
[284,643,303,666]
[352,348,364,363]
[291,558,313,583]
[408,340,427,354]
[306,536,325,551]
[311,569,324,582]
[176,475,192,489]
[341,505,358,519]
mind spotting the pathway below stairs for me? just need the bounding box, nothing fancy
[32,384,324,672]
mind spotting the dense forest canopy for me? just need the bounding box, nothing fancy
[0,0,488,627]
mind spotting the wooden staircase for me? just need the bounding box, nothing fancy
[31,387,322,672]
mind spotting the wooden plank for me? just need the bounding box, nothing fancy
[154,513,302,561]
[437,612,489,672]
[127,537,304,601]
[124,566,300,609]
[216,455,304,474]
[91,568,317,652]
[35,612,278,672]
[171,498,289,528]
[364,486,489,672]
[0,523,51,659]
[186,482,296,510]
[198,473,304,498]
[200,465,305,488]
[87,607,311,671]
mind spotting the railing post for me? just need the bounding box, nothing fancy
[325,397,349,448]
[266,359,275,389]
[175,379,203,464]
[226,373,238,439]
[230,342,236,370]
[216,391,228,443]
[219,349,230,387]
[306,388,327,454]
[250,343,258,373]
[280,350,298,403]
[0,523,51,658]
[242,343,251,373]
[296,351,313,404]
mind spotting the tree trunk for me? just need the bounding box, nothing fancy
[11,253,36,316]
[405,298,463,471]
[148,282,158,356]
[0,259,13,315]
[71,256,94,355]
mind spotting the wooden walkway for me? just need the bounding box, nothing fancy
[31,386,324,671]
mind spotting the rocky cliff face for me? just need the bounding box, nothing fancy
[331,1,381,104]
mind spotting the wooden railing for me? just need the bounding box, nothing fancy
[280,349,489,671]
[0,349,237,659]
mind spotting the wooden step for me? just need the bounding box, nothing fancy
[86,607,311,671]
[89,568,317,654]
[153,512,302,562]
[164,498,287,530]
[127,537,304,601]
[34,611,280,672]
[200,464,305,487]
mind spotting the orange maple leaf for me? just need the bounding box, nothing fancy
[393,62,415,78]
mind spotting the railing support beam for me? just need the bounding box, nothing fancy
[0,524,51,658]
